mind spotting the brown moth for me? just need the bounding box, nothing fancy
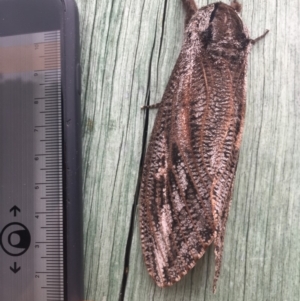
[139,0,268,292]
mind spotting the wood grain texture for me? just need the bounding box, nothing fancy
[76,0,300,300]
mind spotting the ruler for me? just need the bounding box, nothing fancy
[0,30,65,300]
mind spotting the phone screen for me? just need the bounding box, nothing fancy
[0,1,65,300]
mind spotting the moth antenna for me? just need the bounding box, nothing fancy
[230,0,242,13]
[182,0,198,26]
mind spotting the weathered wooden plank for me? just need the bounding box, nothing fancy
[76,0,166,300]
[76,0,300,300]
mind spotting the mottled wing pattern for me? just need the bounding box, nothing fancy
[203,3,251,290]
[139,49,216,287]
[140,0,252,291]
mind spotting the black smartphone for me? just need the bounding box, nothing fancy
[0,0,82,300]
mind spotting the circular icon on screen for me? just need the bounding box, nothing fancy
[0,222,31,256]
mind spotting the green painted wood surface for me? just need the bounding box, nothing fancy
[75,0,300,300]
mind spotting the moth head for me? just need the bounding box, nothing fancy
[204,2,250,60]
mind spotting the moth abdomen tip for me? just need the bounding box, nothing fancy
[230,0,242,13]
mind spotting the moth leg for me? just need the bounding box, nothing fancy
[182,0,198,26]
[250,29,269,44]
[141,102,161,110]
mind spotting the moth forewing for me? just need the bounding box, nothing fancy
[139,0,268,292]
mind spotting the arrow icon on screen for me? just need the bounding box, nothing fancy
[10,206,21,217]
[10,262,21,274]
